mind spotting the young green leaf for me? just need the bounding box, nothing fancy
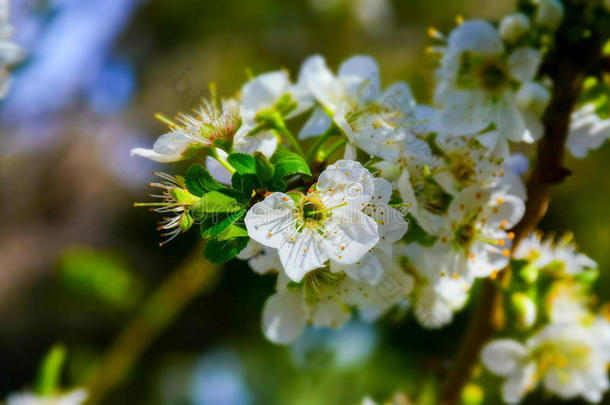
[185,164,223,197]
[271,150,312,179]
[217,224,249,240]
[204,236,250,264]
[200,209,246,239]
[231,172,256,196]
[227,153,256,175]
[254,151,275,182]
[199,191,244,214]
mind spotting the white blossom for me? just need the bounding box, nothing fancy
[233,69,314,157]
[567,103,610,158]
[482,320,610,403]
[399,243,470,329]
[236,240,282,275]
[434,186,525,280]
[245,160,380,281]
[131,99,241,162]
[262,268,410,344]
[330,177,408,284]
[297,55,416,161]
[434,20,544,145]
[514,232,596,275]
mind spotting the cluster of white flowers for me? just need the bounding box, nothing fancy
[483,232,610,403]
[0,0,23,98]
[131,2,610,403]
[132,17,547,342]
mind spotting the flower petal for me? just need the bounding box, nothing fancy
[338,55,380,102]
[482,339,528,377]
[245,192,295,249]
[508,47,542,83]
[298,106,332,139]
[262,290,307,344]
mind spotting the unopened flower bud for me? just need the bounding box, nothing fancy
[535,0,564,31]
[499,13,530,42]
[516,82,551,116]
[511,292,537,328]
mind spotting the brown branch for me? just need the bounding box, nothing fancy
[439,23,604,405]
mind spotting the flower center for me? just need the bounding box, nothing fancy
[302,200,326,222]
[449,155,477,186]
[478,60,508,92]
[414,176,453,215]
[303,268,345,303]
[455,222,477,248]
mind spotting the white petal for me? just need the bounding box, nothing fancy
[338,55,380,102]
[233,126,278,157]
[378,81,416,120]
[437,89,492,135]
[317,159,375,207]
[324,210,379,264]
[501,362,537,404]
[244,192,295,249]
[331,251,385,284]
[262,290,307,344]
[250,247,282,274]
[298,106,332,139]
[447,20,503,55]
[508,48,542,83]
[277,228,329,281]
[484,193,525,229]
[130,147,182,162]
[301,54,344,112]
[481,339,528,376]
[205,149,232,185]
[413,285,453,329]
[240,70,290,120]
[237,239,263,260]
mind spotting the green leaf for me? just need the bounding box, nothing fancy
[217,224,249,240]
[200,209,246,239]
[271,150,311,179]
[199,190,245,214]
[254,151,275,182]
[36,344,66,396]
[231,172,255,196]
[204,236,250,264]
[227,153,256,175]
[266,178,287,192]
[185,164,223,197]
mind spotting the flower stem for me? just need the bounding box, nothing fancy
[84,245,220,405]
[268,112,305,158]
[306,124,340,163]
[211,148,236,174]
[319,138,347,162]
[439,11,605,404]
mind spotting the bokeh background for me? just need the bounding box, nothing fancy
[1,0,609,404]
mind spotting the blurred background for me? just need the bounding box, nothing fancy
[1,0,608,404]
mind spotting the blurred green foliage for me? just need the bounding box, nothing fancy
[58,246,144,311]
